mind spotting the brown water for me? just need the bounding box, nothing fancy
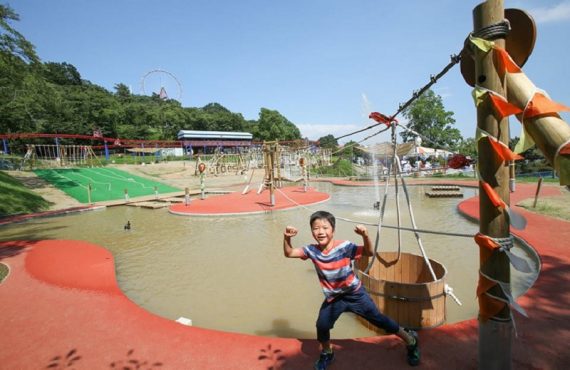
[0,183,538,339]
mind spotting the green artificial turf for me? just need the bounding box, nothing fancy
[34,167,181,203]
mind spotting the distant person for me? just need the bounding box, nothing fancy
[124,221,131,230]
[283,211,420,369]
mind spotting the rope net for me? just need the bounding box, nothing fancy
[20,144,101,169]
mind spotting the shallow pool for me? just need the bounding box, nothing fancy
[0,182,537,339]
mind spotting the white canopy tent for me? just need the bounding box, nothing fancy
[357,142,454,158]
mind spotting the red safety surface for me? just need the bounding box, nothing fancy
[169,186,330,216]
[0,181,568,369]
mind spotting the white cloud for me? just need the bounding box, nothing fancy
[528,1,570,23]
[297,123,362,141]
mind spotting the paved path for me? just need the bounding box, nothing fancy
[0,180,568,369]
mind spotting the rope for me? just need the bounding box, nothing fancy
[392,128,403,263]
[394,155,437,281]
[492,235,514,252]
[471,19,511,40]
[334,53,461,144]
[487,234,532,273]
[331,126,391,156]
[274,187,473,238]
[335,216,473,238]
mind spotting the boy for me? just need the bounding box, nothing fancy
[283,210,420,369]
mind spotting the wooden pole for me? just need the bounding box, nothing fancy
[268,146,275,206]
[275,142,282,188]
[532,177,543,208]
[505,72,570,185]
[473,1,513,369]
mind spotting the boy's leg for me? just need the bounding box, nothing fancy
[347,287,400,334]
[314,298,347,369]
[315,298,347,347]
[347,287,421,366]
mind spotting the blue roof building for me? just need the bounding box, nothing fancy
[177,130,253,153]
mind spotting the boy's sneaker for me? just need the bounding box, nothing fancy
[405,329,420,366]
[314,350,334,370]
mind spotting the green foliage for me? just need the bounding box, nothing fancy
[456,137,477,158]
[338,140,358,161]
[0,6,303,145]
[0,171,51,217]
[0,262,8,282]
[317,134,338,150]
[313,158,353,177]
[509,136,552,175]
[0,4,39,64]
[41,62,82,85]
[252,108,301,141]
[401,89,462,150]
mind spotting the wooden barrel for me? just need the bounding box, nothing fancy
[356,252,447,331]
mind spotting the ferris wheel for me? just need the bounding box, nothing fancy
[140,69,183,101]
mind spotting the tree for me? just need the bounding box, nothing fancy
[317,134,338,150]
[254,108,301,141]
[401,89,462,150]
[41,62,82,85]
[456,137,477,158]
[0,4,307,145]
[114,83,131,100]
[0,4,39,64]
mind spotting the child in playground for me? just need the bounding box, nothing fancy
[283,210,420,369]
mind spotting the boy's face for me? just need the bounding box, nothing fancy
[311,218,334,248]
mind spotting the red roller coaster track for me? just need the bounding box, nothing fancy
[0,133,182,147]
[0,133,318,148]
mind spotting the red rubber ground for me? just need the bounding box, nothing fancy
[0,181,568,369]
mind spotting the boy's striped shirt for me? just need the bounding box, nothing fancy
[302,240,363,301]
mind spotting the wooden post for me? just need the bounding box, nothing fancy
[268,146,275,206]
[275,142,282,189]
[532,177,543,208]
[473,1,513,369]
[184,187,190,206]
[509,161,516,192]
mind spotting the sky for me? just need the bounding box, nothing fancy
[7,0,570,144]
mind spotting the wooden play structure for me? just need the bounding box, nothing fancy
[20,144,101,170]
[258,141,280,206]
[332,3,568,368]
[425,185,464,198]
[458,2,569,368]
[194,148,251,176]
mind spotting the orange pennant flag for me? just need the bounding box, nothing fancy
[481,181,507,209]
[488,93,523,119]
[494,47,522,76]
[488,137,524,161]
[474,232,497,264]
[474,232,499,252]
[479,293,508,322]
[477,274,497,298]
[525,93,570,118]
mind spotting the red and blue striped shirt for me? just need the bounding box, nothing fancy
[302,240,364,301]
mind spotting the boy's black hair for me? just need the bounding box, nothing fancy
[310,210,336,230]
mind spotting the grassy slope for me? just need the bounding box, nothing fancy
[0,171,51,217]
